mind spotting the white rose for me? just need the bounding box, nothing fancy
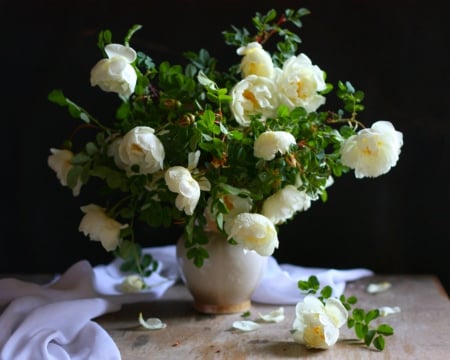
[79,204,127,252]
[226,213,279,256]
[262,185,311,224]
[231,75,278,127]
[164,166,200,215]
[118,126,165,175]
[47,148,82,196]
[237,42,274,78]
[254,131,297,161]
[90,43,137,98]
[340,121,403,178]
[277,53,326,112]
[292,295,348,349]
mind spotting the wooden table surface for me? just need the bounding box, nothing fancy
[96,275,449,359]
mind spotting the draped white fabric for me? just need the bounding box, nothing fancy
[0,245,373,360]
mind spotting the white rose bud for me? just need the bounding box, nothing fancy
[90,43,137,98]
[118,126,165,175]
[237,42,274,78]
[226,213,279,256]
[164,166,201,215]
[262,185,311,225]
[277,53,326,112]
[254,131,296,161]
[79,204,127,252]
[292,295,348,349]
[340,121,403,178]
[48,148,82,196]
[231,75,279,127]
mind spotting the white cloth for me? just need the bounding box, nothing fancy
[252,256,373,304]
[0,245,373,360]
[0,246,178,360]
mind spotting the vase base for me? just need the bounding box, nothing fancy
[193,300,251,314]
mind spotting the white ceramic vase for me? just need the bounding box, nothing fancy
[176,229,268,314]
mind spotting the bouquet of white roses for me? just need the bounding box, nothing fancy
[48,8,403,276]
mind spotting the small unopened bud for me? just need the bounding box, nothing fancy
[179,113,195,126]
[162,99,181,109]
[286,153,297,168]
[210,153,228,168]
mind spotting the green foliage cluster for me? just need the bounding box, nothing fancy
[298,276,394,351]
[49,8,366,276]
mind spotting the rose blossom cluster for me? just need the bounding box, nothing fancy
[232,41,403,179]
[48,38,403,262]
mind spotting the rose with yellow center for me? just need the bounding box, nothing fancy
[292,295,348,349]
[225,212,278,256]
[340,121,403,178]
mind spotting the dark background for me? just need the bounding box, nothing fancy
[2,0,449,294]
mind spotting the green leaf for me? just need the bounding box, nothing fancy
[377,324,394,336]
[365,309,379,323]
[115,240,140,259]
[364,329,376,346]
[298,279,310,291]
[354,322,367,339]
[71,152,91,165]
[353,308,365,322]
[345,81,355,93]
[106,171,124,189]
[48,89,67,106]
[320,285,332,299]
[373,335,385,351]
[67,165,82,189]
[308,275,320,290]
[85,142,98,156]
[97,29,112,50]
[120,259,135,272]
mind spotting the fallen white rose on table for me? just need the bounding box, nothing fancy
[292,295,348,349]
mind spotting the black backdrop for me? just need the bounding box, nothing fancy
[2,0,449,294]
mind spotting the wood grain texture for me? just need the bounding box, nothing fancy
[97,275,450,359]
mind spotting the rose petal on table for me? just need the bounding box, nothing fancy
[258,307,285,322]
[378,306,401,317]
[366,282,392,294]
[138,313,167,329]
[232,320,261,331]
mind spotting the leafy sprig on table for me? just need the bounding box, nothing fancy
[298,276,394,351]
